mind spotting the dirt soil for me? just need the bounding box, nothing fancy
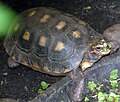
[0,0,120,102]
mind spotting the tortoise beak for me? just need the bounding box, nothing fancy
[99,44,111,56]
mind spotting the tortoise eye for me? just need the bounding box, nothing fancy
[95,44,104,50]
[96,46,101,50]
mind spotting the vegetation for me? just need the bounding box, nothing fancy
[38,81,49,94]
[84,69,120,102]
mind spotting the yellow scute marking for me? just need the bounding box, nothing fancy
[28,10,36,17]
[42,66,49,72]
[72,30,81,38]
[21,60,29,66]
[64,69,70,73]
[23,31,30,41]
[33,63,40,70]
[53,70,60,74]
[55,41,64,51]
[40,14,51,23]
[56,21,66,30]
[39,36,46,46]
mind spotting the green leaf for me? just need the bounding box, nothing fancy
[107,92,117,101]
[116,95,120,98]
[83,6,92,10]
[98,92,108,102]
[109,92,117,97]
[84,96,89,102]
[110,69,118,80]
[0,81,4,85]
[38,88,44,94]
[2,72,8,76]
[107,96,115,101]
[115,97,120,102]
[110,88,119,93]
[110,80,118,88]
[88,81,97,92]
[115,95,120,102]
[96,84,104,91]
[41,81,49,90]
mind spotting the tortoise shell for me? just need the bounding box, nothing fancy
[4,7,107,76]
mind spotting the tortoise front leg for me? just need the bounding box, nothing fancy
[8,57,19,68]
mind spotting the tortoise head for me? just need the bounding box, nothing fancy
[90,39,111,56]
[81,38,111,71]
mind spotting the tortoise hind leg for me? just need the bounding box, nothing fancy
[8,57,19,68]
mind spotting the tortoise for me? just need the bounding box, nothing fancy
[3,7,120,101]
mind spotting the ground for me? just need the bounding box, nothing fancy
[0,0,120,102]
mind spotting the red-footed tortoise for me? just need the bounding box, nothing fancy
[4,7,120,101]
